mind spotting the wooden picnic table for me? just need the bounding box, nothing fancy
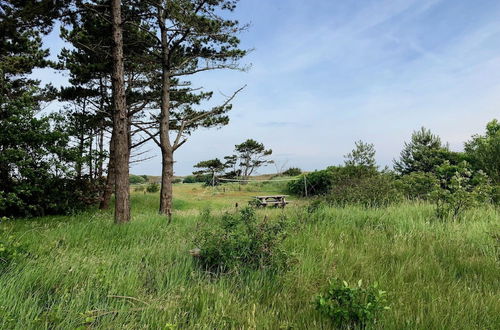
[250,195,289,208]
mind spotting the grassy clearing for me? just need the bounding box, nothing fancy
[1,184,499,329]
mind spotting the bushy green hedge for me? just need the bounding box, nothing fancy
[397,171,439,200]
[315,278,389,328]
[146,182,160,193]
[289,166,401,207]
[282,167,302,177]
[327,171,402,208]
[183,175,210,184]
[192,207,291,273]
[0,178,101,218]
[129,175,147,184]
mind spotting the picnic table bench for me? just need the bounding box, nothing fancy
[250,195,289,208]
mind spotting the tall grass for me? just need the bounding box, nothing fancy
[0,186,498,329]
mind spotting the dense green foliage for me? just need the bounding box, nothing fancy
[465,119,500,184]
[0,0,100,217]
[315,279,389,328]
[282,167,302,177]
[129,175,147,185]
[327,169,401,208]
[397,171,439,200]
[344,140,377,168]
[393,127,461,175]
[146,182,160,193]
[183,175,211,184]
[193,207,290,273]
[290,166,400,208]
[431,161,492,219]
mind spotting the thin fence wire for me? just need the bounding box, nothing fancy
[217,177,299,183]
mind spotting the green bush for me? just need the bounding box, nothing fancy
[172,178,182,184]
[398,171,439,200]
[289,169,335,196]
[146,182,160,193]
[431,161,492,219]
[0,178,102,218]
[129,175,146,184]
[183,175,210,184]
[192,207,291,273]
[315,279,389,328]
[282,167,302,177]
[326,168,402,208]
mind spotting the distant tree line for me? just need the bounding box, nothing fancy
[289,120,499,218]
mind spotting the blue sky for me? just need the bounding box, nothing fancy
[36,0,500,175]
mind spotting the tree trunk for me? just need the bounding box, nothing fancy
[97,124,104,179]
[99,131,115,210]
[111,0,130,223]
[159,147,173,222]
[158,8,173,221]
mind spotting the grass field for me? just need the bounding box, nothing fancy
[1,183,499,329]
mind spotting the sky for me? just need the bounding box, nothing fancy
[35,0,500,175]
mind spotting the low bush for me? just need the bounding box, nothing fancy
[290,166,401,207]
[183,175,210,184]
[282,167,302,177]
[146,182,160,193]
[315,278,389,328]
[0,177,102,218]
[431,161,492,219]
[289,169,335,196]
[192,207,291,273]
[129,175,146,184]
[327,171,402,208]
[398,171,439,200]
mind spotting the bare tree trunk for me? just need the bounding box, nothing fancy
[97,124,104,179]
[111,0,130,223]
[88,132,93,181]
[76,132,84,180]
[97,77,106,180]
[99,131,115,210]
[158,8,173,221]
[159,147,173,222]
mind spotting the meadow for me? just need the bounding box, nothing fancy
[0,182,499,329]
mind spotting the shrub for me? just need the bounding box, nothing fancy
[398,171,439,200]
[326,169,402,208]
[172,178,182,184]
[192,207,291,273]
[282,167,302,177]
[0,177,102,218]
[315,279,389,328]
[431,161,492,219]
[183,175,209,184]
[146,182,160,193]
[289,169,335,196]
[129,175,146,184]
[289,166,381,197]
